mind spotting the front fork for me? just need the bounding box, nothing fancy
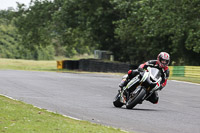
[119,88,127,104]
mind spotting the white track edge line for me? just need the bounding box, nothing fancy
[170,80,200,86]
[0,94,81,121]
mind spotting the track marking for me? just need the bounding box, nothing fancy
[0,94,81,121]
[170,80,200,86]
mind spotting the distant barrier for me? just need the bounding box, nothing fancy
[57,61,200,78]
[57,59,138,73]
[169,66,200,78]
[78,59,134,73]
[57,61,63,69]
[57,60,79,70]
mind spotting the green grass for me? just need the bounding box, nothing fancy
[0,95,127,133]
[0,58,57,71]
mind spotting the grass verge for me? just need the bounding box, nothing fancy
[0,58,57,71]
[0,95,126,133]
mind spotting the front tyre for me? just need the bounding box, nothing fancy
[113,92,124,108]
[126,88,146,109]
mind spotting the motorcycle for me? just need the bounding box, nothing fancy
[113,67,162,109]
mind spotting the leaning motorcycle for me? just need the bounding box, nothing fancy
[113,67,162,109]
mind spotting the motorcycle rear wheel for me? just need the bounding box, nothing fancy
[126,88,146,109]
[113,92,124,108]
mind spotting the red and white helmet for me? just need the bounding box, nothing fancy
[157,52,170,68]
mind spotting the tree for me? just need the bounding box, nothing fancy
[5,0,199,64]
[15,0,57,49]
[113,0,200,65]
[52,0,117,56]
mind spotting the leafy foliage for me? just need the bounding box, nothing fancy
[0,10,22,59]
[0,9,54,60]
[113,0,200,65]
[0,0,200,64]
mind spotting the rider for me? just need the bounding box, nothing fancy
[119,52,170,104]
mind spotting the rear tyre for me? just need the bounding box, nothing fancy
[126,88,146,109]
[113,92,124,108]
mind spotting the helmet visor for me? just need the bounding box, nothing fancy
[160,59,169,66]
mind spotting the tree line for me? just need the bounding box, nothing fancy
[0,0,199,65]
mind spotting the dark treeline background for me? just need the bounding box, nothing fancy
[0,0,200,65]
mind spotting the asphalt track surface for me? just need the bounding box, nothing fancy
[0,70,200,133]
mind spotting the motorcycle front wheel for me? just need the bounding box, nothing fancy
[113,92,124,108]
[126,88,146,109]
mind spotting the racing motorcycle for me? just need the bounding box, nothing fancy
[113,67,162,109]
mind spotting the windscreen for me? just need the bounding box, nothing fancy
[150,68,161,81]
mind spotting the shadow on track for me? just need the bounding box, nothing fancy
[112,106,159,112]
[131,108,158,111]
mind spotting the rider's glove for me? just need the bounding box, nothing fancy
[158,83,165,91]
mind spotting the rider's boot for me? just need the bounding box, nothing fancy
[119,79,128,91]
[119,69,136,90]
[119,78,130,100]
